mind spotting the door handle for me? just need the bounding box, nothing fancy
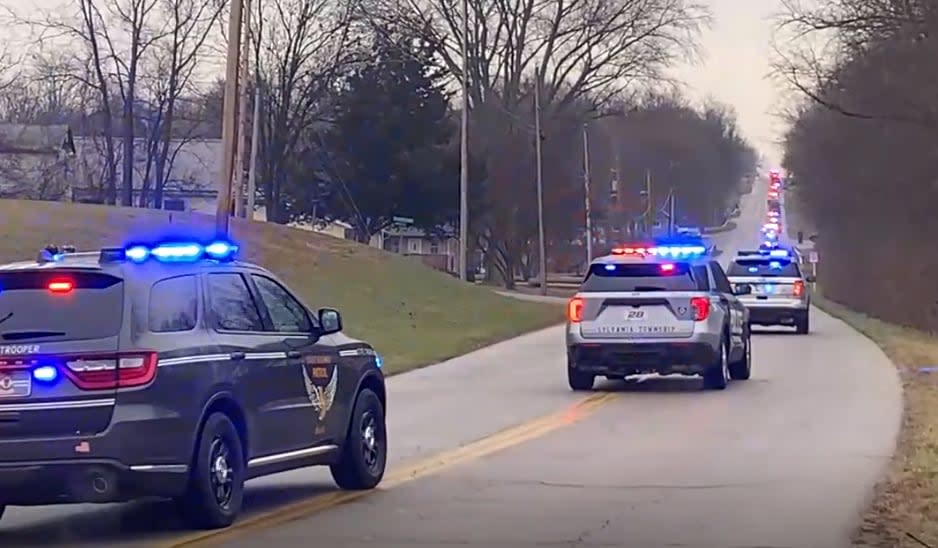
[286,350,302,359]
[229,351,246,361]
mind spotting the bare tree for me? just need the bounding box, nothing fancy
[0,53,87,124]
[363,0,707,113]
[136,0,225,208]
[252,0,360,223]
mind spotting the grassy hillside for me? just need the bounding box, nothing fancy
[0,199,563,374]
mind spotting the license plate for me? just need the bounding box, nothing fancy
[0,371,30,398]
[598,325,677,334]
[624,310,646,321]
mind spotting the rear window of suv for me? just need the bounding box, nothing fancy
[579,263,705,292]
[0,271,124,342]
[727,259,801,277]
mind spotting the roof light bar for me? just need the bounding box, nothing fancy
[610,245,706,257]
[115,240,239,264]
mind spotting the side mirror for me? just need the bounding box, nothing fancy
[805,275,816,283]
[733,284,752,296]
[318,308,343,335]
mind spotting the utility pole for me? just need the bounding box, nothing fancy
[215,0,245,237]
[246,84,261,221]
[644,169,653,236]
[582,123,592,263]
[458,0,470,281]
[534,69,547,296]
[233,0,253,219]
[667,189,676,236]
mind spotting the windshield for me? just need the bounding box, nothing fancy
[727,259,801,278]
[0,271,124,342]
[579,263,703,292]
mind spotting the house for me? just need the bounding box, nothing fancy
[374,225,459,273]
[70,137,223,208]
[0,124,76,200]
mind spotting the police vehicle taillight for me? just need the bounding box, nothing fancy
[64,352,158,390]
[567,297,584,323]
[47,280,74,293]
[793,280,805,297]
[690,297,709,321]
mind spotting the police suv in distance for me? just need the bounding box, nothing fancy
[565,241,752,391]
[0,241,387,529]
[726,249,813,334]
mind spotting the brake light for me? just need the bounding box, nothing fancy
[567,297,584,322]
[660,263,675,272]
[793,280,805,297]
[48,280,74,293]
[690,297,710,321]
[63,352,158,390]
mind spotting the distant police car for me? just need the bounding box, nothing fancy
[0,241,387,529]
[726,249,814,334]
[565,241,752,391]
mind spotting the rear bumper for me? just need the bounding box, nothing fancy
[744,304,808,326]
[0,401,194,504]
[568,342,719,376]
[0,459,188,504]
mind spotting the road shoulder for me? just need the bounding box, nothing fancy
[814,293,937,547]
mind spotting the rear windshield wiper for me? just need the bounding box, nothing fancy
[2,330,67,341]
[0,312,11,327]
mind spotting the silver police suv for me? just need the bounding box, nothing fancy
[726,249,814,334]
[565,242,752,391]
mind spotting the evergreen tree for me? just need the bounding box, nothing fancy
[319,32,457,240]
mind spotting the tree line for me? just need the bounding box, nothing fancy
[0,0,757,286]
[778,0,938,330]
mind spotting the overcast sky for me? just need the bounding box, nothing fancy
[670,0,788,168]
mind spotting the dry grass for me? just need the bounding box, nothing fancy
[814,294,938,547]
[0,199,563,375]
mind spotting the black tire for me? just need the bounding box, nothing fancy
[331,388,387,490]
[175,413,245,530]
[0,504,5,521]
[605,375,626,381]
[796,313,810,334]
[567,365,595,391]
[702,336,730,390]
[729,330,752,381]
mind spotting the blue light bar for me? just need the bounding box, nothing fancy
[649,245,707,257]
[122,240,239,264]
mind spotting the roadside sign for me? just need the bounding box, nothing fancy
[809,251,818,264]
[392,216,414,225]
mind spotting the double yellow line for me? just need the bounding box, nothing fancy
[161,391,618,547]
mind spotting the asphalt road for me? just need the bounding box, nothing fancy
[0,179,903,547]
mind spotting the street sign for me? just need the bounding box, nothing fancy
[392,216,414,225]
[809,251,818,264]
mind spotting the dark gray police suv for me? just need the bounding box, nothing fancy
[0,240,387,529]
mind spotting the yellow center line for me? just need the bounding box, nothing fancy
[160,391,619,547]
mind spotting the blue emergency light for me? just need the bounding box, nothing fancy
[117,240,239,264]
[32,365,58,383]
